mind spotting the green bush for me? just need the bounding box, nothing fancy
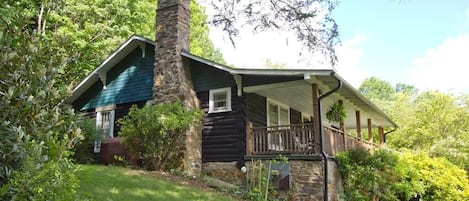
[399,151,469,201]
[118,102,202,171]
[72,117,105,164]
[336,149,469,201]
[0,5,82,199]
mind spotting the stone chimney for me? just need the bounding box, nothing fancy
[153,0,201,175]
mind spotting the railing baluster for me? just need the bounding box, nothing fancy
[250,123,322,156]
[288,127,292,153]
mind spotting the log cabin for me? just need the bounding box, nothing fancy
[64,0,397,200]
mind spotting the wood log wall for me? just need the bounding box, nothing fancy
[245,93,266,127]
[200,88,246,162]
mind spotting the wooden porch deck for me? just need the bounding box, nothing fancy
[246,122,378,156]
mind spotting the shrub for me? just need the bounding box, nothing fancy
[72,117,105,164]
[0,7,83,199]
[336,149,469,201]
[399,151,469,201]
[118,102,202,171]
[0,34,82,200]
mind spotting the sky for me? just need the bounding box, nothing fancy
[207,0,469,93]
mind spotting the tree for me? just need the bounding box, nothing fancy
[358,77,395,101]
[208,0,339,65]
[395,83,418,95]
[387,91,469,171]
[8,0,224,87]
[60,0,225,85]
[358,77,469,172]
[0,1,82,199]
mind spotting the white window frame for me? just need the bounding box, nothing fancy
[208,87,231,113]
[266,99,290,151]
[267,99,290,127]
[94,105,115,153]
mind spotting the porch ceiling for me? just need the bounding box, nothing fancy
[245,80,314,117]
[314,74,396,128]
[243,75,397,129]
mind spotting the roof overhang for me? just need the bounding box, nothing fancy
[182,51,334,76]
[184,52,397,128]
[314,74,397,128]
[65,35,397,129]
[64,35,154,105]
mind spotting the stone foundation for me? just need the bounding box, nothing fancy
[184,121,202,175]
[290,160,324,200]
[327,160,343,201]
[243,159,343,201]
[202,162,245,185]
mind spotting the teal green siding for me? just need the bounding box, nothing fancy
[76,45,154,110]
[190,60,236,92]
[74,44,303,111]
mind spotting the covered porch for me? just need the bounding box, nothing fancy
[246,123,381,156]
[243,74,396,157]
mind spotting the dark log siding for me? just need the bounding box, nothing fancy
[290,108,302,124]
[245,93,267,127]
[113,101,147,136]
[200,88,246,162]
[245,93,268,152]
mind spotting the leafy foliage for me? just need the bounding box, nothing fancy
[0,1,82,199]
[325,101,347,123]
[4,0,225,87]
[399,151,469,201]
[336,149,469,201]
[336,149,404,201]
[72,117,104,164]
[359,77,396,101]
[56,0,225,85]
[359,77,469,172]
[245,156,289,201]
[118,102,202,171]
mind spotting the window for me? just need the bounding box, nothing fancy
[267,99,290,127]
[267,99,290,150]
[209,87,231,113]
[94,109,115,153]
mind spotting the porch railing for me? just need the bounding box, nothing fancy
[323,125,378,155]
[323,126,345,155]
[247,122,379,156]
[248,123,317,155]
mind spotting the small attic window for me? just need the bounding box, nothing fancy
[209,87,231,113]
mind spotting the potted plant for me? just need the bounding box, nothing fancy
[326,101,347,124]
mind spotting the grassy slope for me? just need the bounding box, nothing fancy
[77,165,236,201]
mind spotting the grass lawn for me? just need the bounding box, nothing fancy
[77,165,237,201]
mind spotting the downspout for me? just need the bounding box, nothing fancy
[383,127,397,143]
[318,72,342,201]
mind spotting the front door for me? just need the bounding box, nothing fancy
[267,99,290,150]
